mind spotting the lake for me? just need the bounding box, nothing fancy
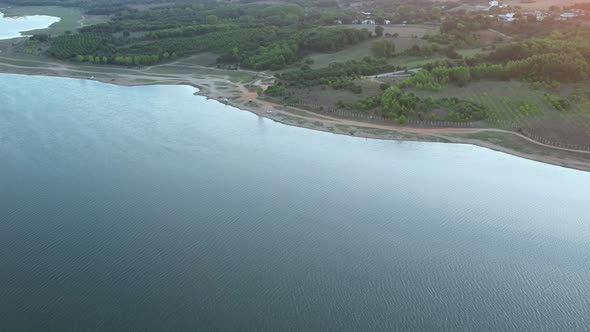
[0,11,60,39]
[1,74,589,331]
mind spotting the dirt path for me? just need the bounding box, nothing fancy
[232,90,590,155]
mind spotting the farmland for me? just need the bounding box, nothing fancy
[410,80,590,147]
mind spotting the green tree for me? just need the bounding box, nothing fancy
[432,66,450,84]
[375,25,384,37]
[397,115,407,124]
[430,7,442,21]
[449,67,471,87]
[370,40,395,58]
[256,86,264,96]
[231,47,240,61]
[207,15,218,24]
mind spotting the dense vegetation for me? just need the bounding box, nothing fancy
[37,1,382,69]
[273,57,402,88]
[22,0,451,69]
[333,86,487,123]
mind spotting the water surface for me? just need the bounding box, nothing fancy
[1,74,589,331]
[0,11,60,39]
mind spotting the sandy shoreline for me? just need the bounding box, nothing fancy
[1,55,589,172]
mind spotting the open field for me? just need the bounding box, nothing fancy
[0,5,108,35]
[457,48,491,58]
[308,36,430,68]
[176,52,220,67]
[307,24,444,69]
[329,24,438,38]
[308,24,489,70]
[387,54,446,68]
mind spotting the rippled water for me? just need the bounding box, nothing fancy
[1,74,590,331]
[0,11,60,39]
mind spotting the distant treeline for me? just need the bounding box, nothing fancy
[28,0,448,68]
[275,57,402,87]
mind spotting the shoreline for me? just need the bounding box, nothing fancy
[0,10,62,40]
[1,56,589,172]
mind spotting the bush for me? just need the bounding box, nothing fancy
[375,26,384,37]
[350,85,362,94]
[449,67,471,87]
[371,40,396,58]
[397,115,407,125]
[543,93,571,111]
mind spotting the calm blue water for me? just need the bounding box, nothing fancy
[1,74,590,331]
[0,11,60,39]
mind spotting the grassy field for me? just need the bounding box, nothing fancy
[387,54,446,68]
[0,5,108,35]
[307,23,491,70]
[457,48,490,58]
[329,24,438,38]
[308,36,430,68]
[308,24,439,68]
[175,53,220,67]
[307,44,485,72]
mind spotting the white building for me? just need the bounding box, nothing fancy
[560,12,577,19]
[498,13,516,22]
[489,1,499,7]
[384,19,391,24]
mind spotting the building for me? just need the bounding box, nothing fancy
[523,10,549,21]
[560,12,577,19]
[498,13,516,22]
[361,19,376,25]
[489,1,499,7]
[384,19,391,25]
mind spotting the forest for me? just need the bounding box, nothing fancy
[22,0,446,69]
